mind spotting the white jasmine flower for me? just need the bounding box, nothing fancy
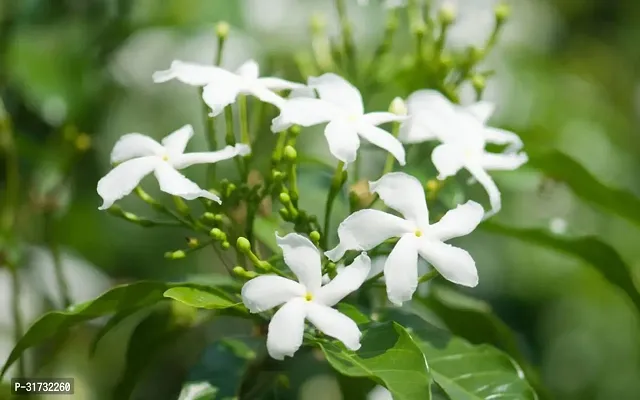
[325,172,483,305]
[153,59,304,116]
[399,90,528,217]
[368,385,393,400]
[241,233,371,360]
[271,73,406,166]
[97,125,250,210]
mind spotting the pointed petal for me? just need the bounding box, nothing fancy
[267,298,307,360]
[241,275,306,313]
[481,151,528,171]
[369,172,429,226]
[402,90,458,143]
[417,239,478,287]
[161,125,194,157]
[154,162,221,203]
[235,59,259,80]
[172,144,251,169]
[315,252,371,306]
[325,120,361,165]
[152,60,232,86]
[357,124,406,165]
[257,77,305,91]
[97,157,158,210]
[202,81,242,117]
[465,101,495,123]
[270,97,337,132]
[482,127,524,152]
[308,73,363,115]
[361,112,406,126]
[466,163,501,218]
[384,234,419,306]
[430,200,484,241]
[110,134,164,164]
[247,84,287,109]
[325,209,413,261]
[431,143,465,179]
[306,302,361,351]
[276,233,323,292]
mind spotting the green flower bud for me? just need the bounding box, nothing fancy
[209,228,225,240]
[272,170,284,182]
[471,75,486,92]
[309,231,321,244]
[279,192,291,204]
[495,3,510,23]
[439,4,457,25]
[221,241,230,250]
[289,125,301,137]
[233,266,247,276]
[279,208,290,220]
[203,212,216,221]
[216,21,230,38]
[283,145,297,162]
[310,13,326,34]
[186,237,200,249]
[389,97,407,116]
[165,250,186,260]
[236,237,252,252]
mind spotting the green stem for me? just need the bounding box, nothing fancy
[44,212,72,309]
[0,100,18,234]
[334,0,355,77]
[322,161,346,249]
[238,95,250,146]
[8,263,25,377]
[418,269,440,284]
[382,121,401,175]
[224,107,246,179]
[271,131,288,168]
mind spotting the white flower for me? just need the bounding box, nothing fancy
[399,89,528,217]
[271,73,406,166]
[358,0,406,8]
[241,233,371,360]
[325,172,483,305]
[368,385,393,400]
[97,125,250,210]
[153,59,304,116]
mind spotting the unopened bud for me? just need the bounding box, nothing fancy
[279,192,291,204]
[216,21,230,38]
[289,125,301,137]
[279,208,290,220]
[186,237,199,249]
[438,3,457,25]
[283,145,297,162]
[309,231,321,244]
[389,97,407,116]
[165,250,186,260]
[236,237,252,252]
[425,179,442,193]
[349,180,375,209]
[203,212,216,221]
[471,75,486,92]
[75,133,91,152]
[310,13,326,34]
[221,241,230,250]
[209,228,225,240]
[495,3,510,24]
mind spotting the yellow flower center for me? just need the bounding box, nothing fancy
[414,230,423,237]
[304,292,313,301]
[162,154,169,161]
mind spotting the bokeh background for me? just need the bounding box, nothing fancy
[1,0,639,399]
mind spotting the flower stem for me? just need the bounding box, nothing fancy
[322,161,346,249]
[418,269,440,284]
[271,131,288,168]
[0,99,18,235]
[334,0,355,77]
[238,94,252,174]
[382,121,401,175]
[224,106,247,180]
[8,262,25,377]
[44,212,72,309]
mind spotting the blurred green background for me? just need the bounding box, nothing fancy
[1,0,639,399]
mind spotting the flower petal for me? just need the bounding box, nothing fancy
[369,172,429,226]
[152,60,232,86]
[246,84,287,109]
[161,125,194,157]
[325,120,361,165]
[482,127,524,152]
[257,77,305,91]
[466,163,501,218]
[400,89,458,143]
[465,101,495,123]
[384,234,419,305]
[241,275,306,313]
[306,302,361,351]
[172,144,251,169]
[154,162,221,203]
[308,73,363,115]
[97,157,159,210]
[267,298,307,360]
[276,233,323,292]
[357,124,406,165]
[325,209,413,261]
[481,151,528,171]
[202,80,242,117]
[235,59,259,80]
[270,97,337,132]
[361,112,406,126]
[110,134,164,164]
[417,239,478,287]
[431,143,465,179]
[430,200,484,241]
[315,252,372,306]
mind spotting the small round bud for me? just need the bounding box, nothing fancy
[468,46,484,63]
[236,237,252,252]
[283,146,297,162]
[75,133,91,152]
[214,214,223,223]
[389,97,407,116]
[471,75,486,92]
[309,231,321,243]
[186,237,200,249]
[221,241,230,250]
[289,125,301,137]
[271,170,284,182]
[310,13,326,34]
[438,3,457,25]
[216,21,230,38]
[227,183,237,193]
[279,208,290,220]
[495,3,510,23]
[233,266,247,276]
[203,212,216,221]
[279,192,291,204]
[165,250,186,260]
[209,228,224,240]
[412,23,426,37]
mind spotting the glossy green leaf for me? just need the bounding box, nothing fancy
[178,381,218,400]
[387,310,537,400]
[164,287,240,310]
[483,222,640,312]
[319,321,432,400]
[336,303,370,325]
[529,151,640,227]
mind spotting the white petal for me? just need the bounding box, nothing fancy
[241,275,306,313]
[97,157,159,210]
[152,60,232,86]
[361,112,406,126]
[172,144,251,169]
[110,134,164,164]
[325,209,413,261]
[368,386,393,400]
[267,298,307,360]
[154,162,221,203]
[325,120,361,165]
[161,125,194,157]
[402,89,458,143]
[465,101,495,123]
[481,151,528,171]
[257,77,306,91]
[202,81,242,117]
[308,73,363,115]
[306,302,361,351]
[276,233,323,292]
[357,124,406,165]
[482,127,524,152]
[235,59,259,80]
[430,200,484,241]
[431,143,466,179]
[315,253,372,306]
[246,84,287,109]
[466,163,501,218]
[271,97,337,132]
[417,239,478,287]
[369,172,429,226]
[384,234,419,306]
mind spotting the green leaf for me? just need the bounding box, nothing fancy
[336,303,370,325]
[319,321,432,400]
[529,151,640,227]
[482,222,640,312]
[386,310,537,400]
[164,287,240,310]
[178,381,218,400]
[254,217,282,253]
